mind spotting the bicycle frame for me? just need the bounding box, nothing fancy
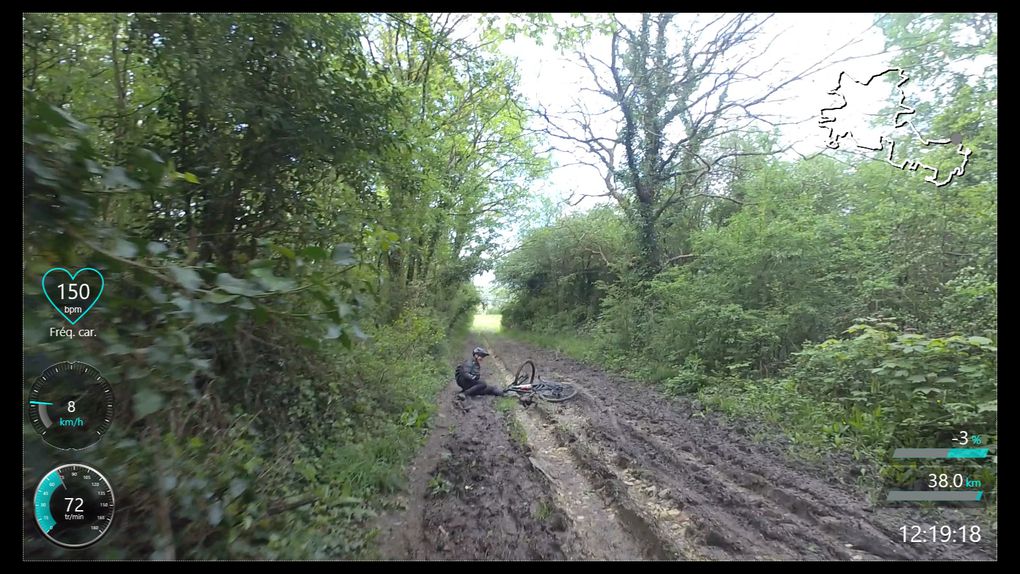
[504,372,578,402]
[505,378,555,395]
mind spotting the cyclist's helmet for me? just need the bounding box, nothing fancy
[473,347,490,357]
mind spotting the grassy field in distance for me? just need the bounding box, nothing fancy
[472,313,502,333]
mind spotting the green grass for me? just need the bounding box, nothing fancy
[427,475,452,497]
[472,313,503,333]
[510,420,527,447]
[495,396,517,414]
[502,328,595,361]
[495,397,528,446]
[534,499,553,521]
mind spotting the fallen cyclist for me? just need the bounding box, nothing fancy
[455,347,505,399]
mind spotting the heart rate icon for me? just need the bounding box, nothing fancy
[42,267,105,325]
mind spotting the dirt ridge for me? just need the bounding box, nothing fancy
[489,335,996,561]
[375,334,996,561]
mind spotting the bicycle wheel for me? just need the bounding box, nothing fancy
[537,382,577,403]
[514,360,536,386]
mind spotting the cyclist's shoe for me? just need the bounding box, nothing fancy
[455,392,466,401]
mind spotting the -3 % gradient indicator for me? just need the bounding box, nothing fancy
[952,431,982,445]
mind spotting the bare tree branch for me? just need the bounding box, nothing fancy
[664,253,699,265]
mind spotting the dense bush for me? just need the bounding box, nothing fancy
[788,320,996,446]
[23,13,541,559]
[497,206,634,332]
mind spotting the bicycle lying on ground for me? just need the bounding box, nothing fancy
[503,360,578,403]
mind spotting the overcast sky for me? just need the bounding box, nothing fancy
[472,13,991,293]
[503,14,896,203]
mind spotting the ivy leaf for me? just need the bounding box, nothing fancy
[192,302,228,325]
[300,246,329,260]
[190,358,212,371]
[170,266,203,291]
[114,238,139,258]
[135,149,165,179]
[229,479,248,499]
[251,267,296,292]
[217,273,261,296]
[145,286,168,304]
[208,501,224,527]
[332,243,356,265]
[159,476,179,498]
[104,166,142,189]
[134,388,165,420]
[272,244,296,260]
[205,291,239,304]
[171,294,193,313]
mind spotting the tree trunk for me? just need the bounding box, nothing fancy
[635,200,661,274]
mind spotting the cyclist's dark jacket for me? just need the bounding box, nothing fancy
[455,358,481,390]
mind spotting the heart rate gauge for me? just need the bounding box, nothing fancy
[34,463,115,548]
[42,267,105,325]
[28,362,114,450]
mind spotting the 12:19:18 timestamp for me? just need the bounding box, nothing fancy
[900,525,981,543]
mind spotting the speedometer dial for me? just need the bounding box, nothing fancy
[28,362,114,450]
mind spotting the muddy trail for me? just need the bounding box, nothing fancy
[376,334,997,561]
[373,337,570,560]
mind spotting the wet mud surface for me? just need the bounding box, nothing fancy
[376,335,996,561]
[374,340,567,560]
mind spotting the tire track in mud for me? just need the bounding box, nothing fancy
[376,337,679,561]
[374,340,568,560]
[485,354,673,560]
[488,335,997,561]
